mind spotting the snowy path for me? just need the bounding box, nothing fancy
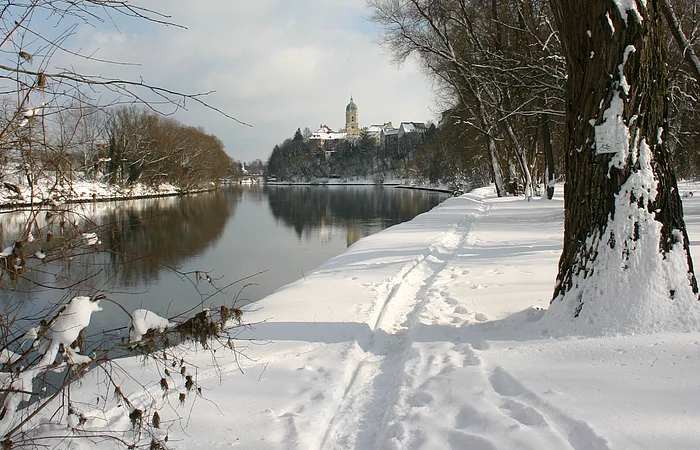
[59,185,700,450]
[312,194,607,450]
[319,196,489,449]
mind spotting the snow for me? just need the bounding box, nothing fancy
[47,296,102,355]
[23,327,37,341]
[618,45,636,96]
[595,44,636,159]
[129,309,173,342]
[595,93,629,157]
[18,182,700,449]
[401,122,416,132]
[0,172,210,209]
[21,106,41,118]
[67,413,80,429]
[606,12,616,34]
[0,349,19,365]
[545,144,700,335]
[81,232,100,246]
[0,296,101,437]
[613,0,643,25]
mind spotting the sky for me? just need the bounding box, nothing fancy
[37,1,436,162]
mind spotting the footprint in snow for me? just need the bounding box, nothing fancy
[448,430,499,450]
[445,296,459,306]
[408,391,434,408]
[542,389,562,397]
[458,345,482,366]
[474,312,489,322]
[454,305,469,315]
[500,398,547,427]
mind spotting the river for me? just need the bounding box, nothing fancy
[0,184,449,345]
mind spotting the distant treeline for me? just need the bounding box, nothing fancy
[104,106,234,188]
[0,100,239,190]
[264,125,502,192]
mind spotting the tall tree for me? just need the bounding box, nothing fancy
[546,0,700,333]
[368,0,565,198]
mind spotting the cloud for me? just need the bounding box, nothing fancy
[30,1,435,162]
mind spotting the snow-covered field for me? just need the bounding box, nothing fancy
[41,183,700,449]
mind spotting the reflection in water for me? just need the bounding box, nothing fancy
[100,191,236,288]
[0,192,236,295]
[0,193,237,349]
[266,185,443,246]
[0,185,447,345]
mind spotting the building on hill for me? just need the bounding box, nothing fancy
[380,124,399,151]
[366,122,393,147]
[308,99,426,155]
[308,95,361,149]
[310,125,346,144]
[398,121,428,137]
[309,124,347,159]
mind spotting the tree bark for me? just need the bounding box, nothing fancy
[549,0,698,326]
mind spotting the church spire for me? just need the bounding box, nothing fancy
[345,95,359,137]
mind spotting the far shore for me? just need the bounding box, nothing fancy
[0,178,460,210]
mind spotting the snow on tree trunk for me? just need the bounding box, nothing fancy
[543,0,700,336]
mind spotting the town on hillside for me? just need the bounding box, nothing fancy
[309,96,429,156]
[266,96,436,182]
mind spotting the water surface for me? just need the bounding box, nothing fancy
[0,185,449,342]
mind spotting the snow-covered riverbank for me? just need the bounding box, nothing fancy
[0,178,217,209]
[36,183,700,449]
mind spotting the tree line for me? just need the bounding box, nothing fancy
[0,100,239,193]
[103,106,235,188]
[365,0,700,198]
[265,126,436,183]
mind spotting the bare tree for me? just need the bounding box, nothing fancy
[368,0,565,198]
[0,2,251,448]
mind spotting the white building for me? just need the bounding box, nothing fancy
[398,122,428,138]
[309,124,347,145]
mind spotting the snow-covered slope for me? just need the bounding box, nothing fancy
[41,183,700,449]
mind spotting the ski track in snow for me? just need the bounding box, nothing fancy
[317,196,495,450]
[304,194,610,450]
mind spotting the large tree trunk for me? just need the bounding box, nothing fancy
[546,0,699,334]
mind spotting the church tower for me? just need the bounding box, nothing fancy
[345,96,360,137]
